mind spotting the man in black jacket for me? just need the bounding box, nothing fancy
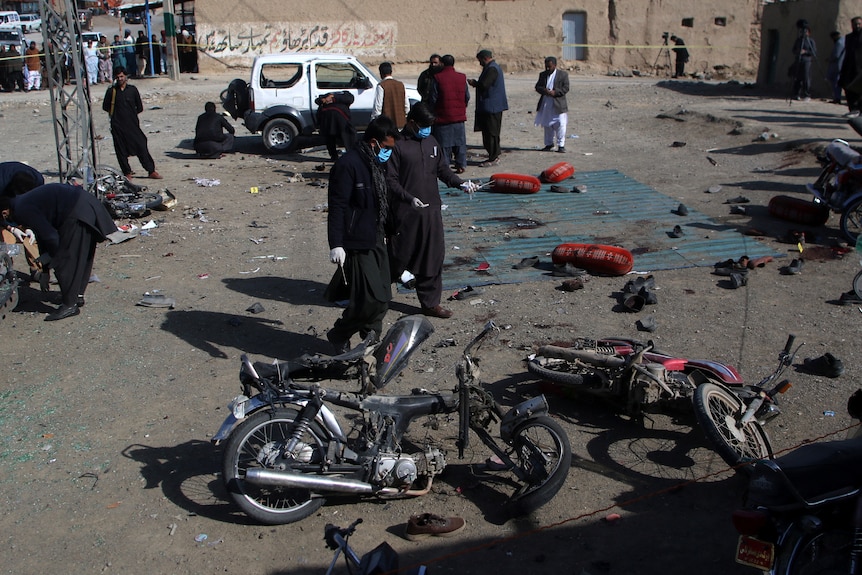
[315,91,356,162]
[0,184,117,321]
[840,17,862,117]
[324,116,399,353]
[194,101,235,158]
[670,35,690,78]
[102,67,162,179]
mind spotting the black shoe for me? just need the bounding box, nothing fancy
[76,295,85,307]
[803,353,844,378]
[541,145,554,151]
[326,330,350,355]
[556,147,566,153]
[45,305,80,321]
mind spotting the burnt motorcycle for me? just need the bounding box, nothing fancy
[212,316,571,525]
[0,249,19,321]
[526,336,798,470]
[731,389,862,574]
[807,139,862,243]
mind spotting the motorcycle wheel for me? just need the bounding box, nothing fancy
[853,269,862,301]
[506,416,572,515]
[775,528,853,575]
[222,407,328,525]
[692,382,773,471]
[839,197,862,243]
[526,356,589,387]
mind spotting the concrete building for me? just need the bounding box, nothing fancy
[190,0,766,77]
[758,0,859,97]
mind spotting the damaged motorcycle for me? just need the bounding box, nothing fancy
[731,389,862,574]
[807,138,862,242]
[526,335,798,470]
[213,316,571,525]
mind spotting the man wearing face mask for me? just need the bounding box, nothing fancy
[386,103,479,319]
[325,116,401,354]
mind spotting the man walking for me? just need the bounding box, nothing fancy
[102,67,162,179]
[371,62,409,129]
[387,103,477,320]
[828,30,846,104]
[428,54,470,173]
[468,49,508,167]
[840,16,862,117]
[534,56,569,153]
[325,117,400,354]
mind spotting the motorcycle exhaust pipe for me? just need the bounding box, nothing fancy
[244,468,376,494]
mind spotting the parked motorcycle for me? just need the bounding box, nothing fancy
[526,335,797,470]
[212,316,572,525]
[807,139,862,243]
[731,389,862,574]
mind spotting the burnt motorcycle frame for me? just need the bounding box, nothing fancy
[808,139,862,243]
[213,317,572,525]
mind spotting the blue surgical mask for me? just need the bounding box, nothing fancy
[374,144,392,164]
[416,126,432,139]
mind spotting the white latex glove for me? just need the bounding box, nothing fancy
[460,180,479,194]
[329,247,346,266]
[9,227,34,244]
[411,197,429,209]
[23,229,35,245]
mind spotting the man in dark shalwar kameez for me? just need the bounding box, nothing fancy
[315,91,356,162]
[324,117,400,354]
[386,102,478,319]
[102,67,162,180]
[0,184,118,321]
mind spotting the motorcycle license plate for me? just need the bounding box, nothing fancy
[735,535,774,570]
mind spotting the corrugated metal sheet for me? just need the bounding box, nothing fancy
[428,169,780,290]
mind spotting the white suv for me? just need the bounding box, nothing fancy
[19,14,40,33]
[221,53,419,152]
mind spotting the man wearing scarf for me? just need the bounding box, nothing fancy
[325,116,400,354]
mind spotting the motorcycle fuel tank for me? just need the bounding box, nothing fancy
[372,315,435,389]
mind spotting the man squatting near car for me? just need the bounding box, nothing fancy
[324,116,401,354]
[194,101,235,159]
[386,102,479,320]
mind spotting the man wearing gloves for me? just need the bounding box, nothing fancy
[325,116,401,354]
[0,183,117,321]
[386,102,478,319]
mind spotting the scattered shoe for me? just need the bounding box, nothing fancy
[450,286,485,300]
[675,203,689,216]
[669,225,684,238]
[326,331,350,355]
[724,196,750,204]
[479,158,500,168]
[636,316,657,332]
[541,145,554,151]
[782,259,804,275]
[639,286,658,305]
[421,305,453,319]
[573,185,588,193]
[549,185,571,193]
[729,272,748,289]
[747,255,773,269]
[730,205,747,215]
[513,256,540,269]
[552,262,587,277]
[45,304,80,321]
[405,513,466,541]
[148,171,163,179]
[844,110,860,118]
[802,353,845,378]
[557,147,566,153]
[713,256,750,276]
[622,294,645,312]
[623,275,656,294]
[137,293,176,308]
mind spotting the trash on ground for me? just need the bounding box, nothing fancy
[194,178,220,187]
[141,220,158,230]
[246,302,265,314]
[137,293,176,308]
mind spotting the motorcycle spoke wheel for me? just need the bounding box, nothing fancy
[222,408,327,525]
[782,529,853,575]
[839,197,862,243]
[692,383,772,472]
[506,416,571,515]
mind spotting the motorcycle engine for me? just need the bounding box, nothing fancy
[372,448,447,487]
[633,363,666,405]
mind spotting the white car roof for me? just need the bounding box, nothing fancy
[254,53,360,65]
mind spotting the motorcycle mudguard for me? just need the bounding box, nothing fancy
[210,395,343,444]
[499,395,550,442]
[372,315,435,390]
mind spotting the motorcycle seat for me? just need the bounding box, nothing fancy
[361,392,456,420]
[826,141,862,169]
[762,436,862,504]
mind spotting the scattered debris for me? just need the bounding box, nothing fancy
[246,302,265,314]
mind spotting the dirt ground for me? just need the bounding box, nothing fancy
[1,66,860,575]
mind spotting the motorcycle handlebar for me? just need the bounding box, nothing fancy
[783,334,796,355]
[462,320,498,358]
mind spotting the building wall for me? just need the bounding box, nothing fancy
[192,0,762,77]
[758,0,854,97]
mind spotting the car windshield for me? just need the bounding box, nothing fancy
[0,30,20,40]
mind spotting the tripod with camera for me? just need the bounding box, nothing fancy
[653,32,673,77]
